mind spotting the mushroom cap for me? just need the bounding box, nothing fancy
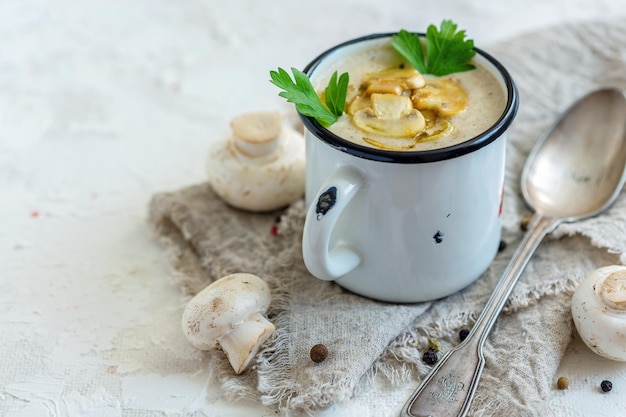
[572,265,626,361]
[206,119,305,212]
[352,94,426,138]
[182,273,272,350]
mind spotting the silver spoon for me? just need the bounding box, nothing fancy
[400,88,626,417]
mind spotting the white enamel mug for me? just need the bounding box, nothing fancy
[300,33,519,303]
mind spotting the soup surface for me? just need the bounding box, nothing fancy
[312,41,506,151]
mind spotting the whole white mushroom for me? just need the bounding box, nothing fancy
[181,273,275,374]
[571,265,626,361]
[207,111,305,212]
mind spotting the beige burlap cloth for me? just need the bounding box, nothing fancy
[149,18,626,416]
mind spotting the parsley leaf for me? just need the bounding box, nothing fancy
[426,20,476,75]
[269,67,348,127]
[390,30,426,73]
[392,20,476,76]
[324,71,350,118]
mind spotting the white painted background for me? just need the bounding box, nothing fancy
[2,0,626,416]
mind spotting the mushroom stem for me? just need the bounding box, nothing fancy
[600,270,626,310]
[231,132,280,158]
[230,111,283,157]
[217,312,276,374]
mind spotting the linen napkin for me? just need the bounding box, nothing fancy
[148,17,626,416]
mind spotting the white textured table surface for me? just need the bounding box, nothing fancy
[3,1,626,416]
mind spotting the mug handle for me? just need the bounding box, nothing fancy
[302,166,364,281]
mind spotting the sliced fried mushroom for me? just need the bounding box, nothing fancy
[371,93,416,119]
[362,136,417,150]
[411,78,468,117]
[366,80,403,96]
[417,109,455,143]
[353,94,425,138]
[344,69,469,146]
[181,273,275,374]
[346,95,371,116]
[363,68,426,92]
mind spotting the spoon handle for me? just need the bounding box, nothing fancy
[400,214,561,417]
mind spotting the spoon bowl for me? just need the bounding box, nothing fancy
[401,87,626,417]
[522,88,626,220]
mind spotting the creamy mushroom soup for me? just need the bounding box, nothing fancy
[312,41,506,151]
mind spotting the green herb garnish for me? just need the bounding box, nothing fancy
[392,20,475,76]
[324,71,350,119]
[269,67,349,127]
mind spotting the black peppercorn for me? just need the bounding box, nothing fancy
[459,329,470,342]
[310,344,328,363]
[498,240,507,252]
[422,348,438,366]
[600,380,613,393]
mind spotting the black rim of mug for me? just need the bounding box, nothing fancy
[299,32,519,164]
